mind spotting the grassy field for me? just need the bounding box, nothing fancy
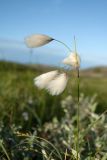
[0,61,107,124]
[0,61,107,159]
[0,61,63,125]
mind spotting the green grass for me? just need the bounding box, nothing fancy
[0,61,63,127]
[80,77,107,111]
[0,61,107,159]
[0,61,107,127]
[70,76,107,112]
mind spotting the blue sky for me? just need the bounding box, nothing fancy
[0,0,107,67]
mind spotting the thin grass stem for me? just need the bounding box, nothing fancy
[54,39,72,52]
[76,69,80,160]
[0,140,11,160]
[74,36,80,160]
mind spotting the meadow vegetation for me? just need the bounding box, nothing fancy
[0,61,107,159]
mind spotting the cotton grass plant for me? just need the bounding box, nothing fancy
[25,34,81,159]
[0,38,107,159]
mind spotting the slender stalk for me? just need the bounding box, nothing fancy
[87,139,92,160]
[0,140,11,160]
[76,69,80,160]
[29,48,33,64]
[64,149,67,160]
[74,36,80,160]
[55,37,80,159]
[54,39,72,52]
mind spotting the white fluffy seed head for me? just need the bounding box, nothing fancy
[34,70,58,89]
[62,52,80,68]
[46,73,68,96]
[25,34,54,48]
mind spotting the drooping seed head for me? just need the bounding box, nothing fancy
[46,73,68,95]
[25,34,54,48]
[62,52,80,68]
[34,70,58,89]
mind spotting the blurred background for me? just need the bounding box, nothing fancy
[0,0,107,159]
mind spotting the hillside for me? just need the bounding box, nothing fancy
[81,66,107,77]
[1,60,107,76]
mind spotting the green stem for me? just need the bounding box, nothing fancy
[74,36,80,160]
[74,36,77,53]
[0,140,11,160]
[87,139,91,160]
[64,149,67,160]
[76,69,80,160]
[54,39,72,52]
[29,48,33,64]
